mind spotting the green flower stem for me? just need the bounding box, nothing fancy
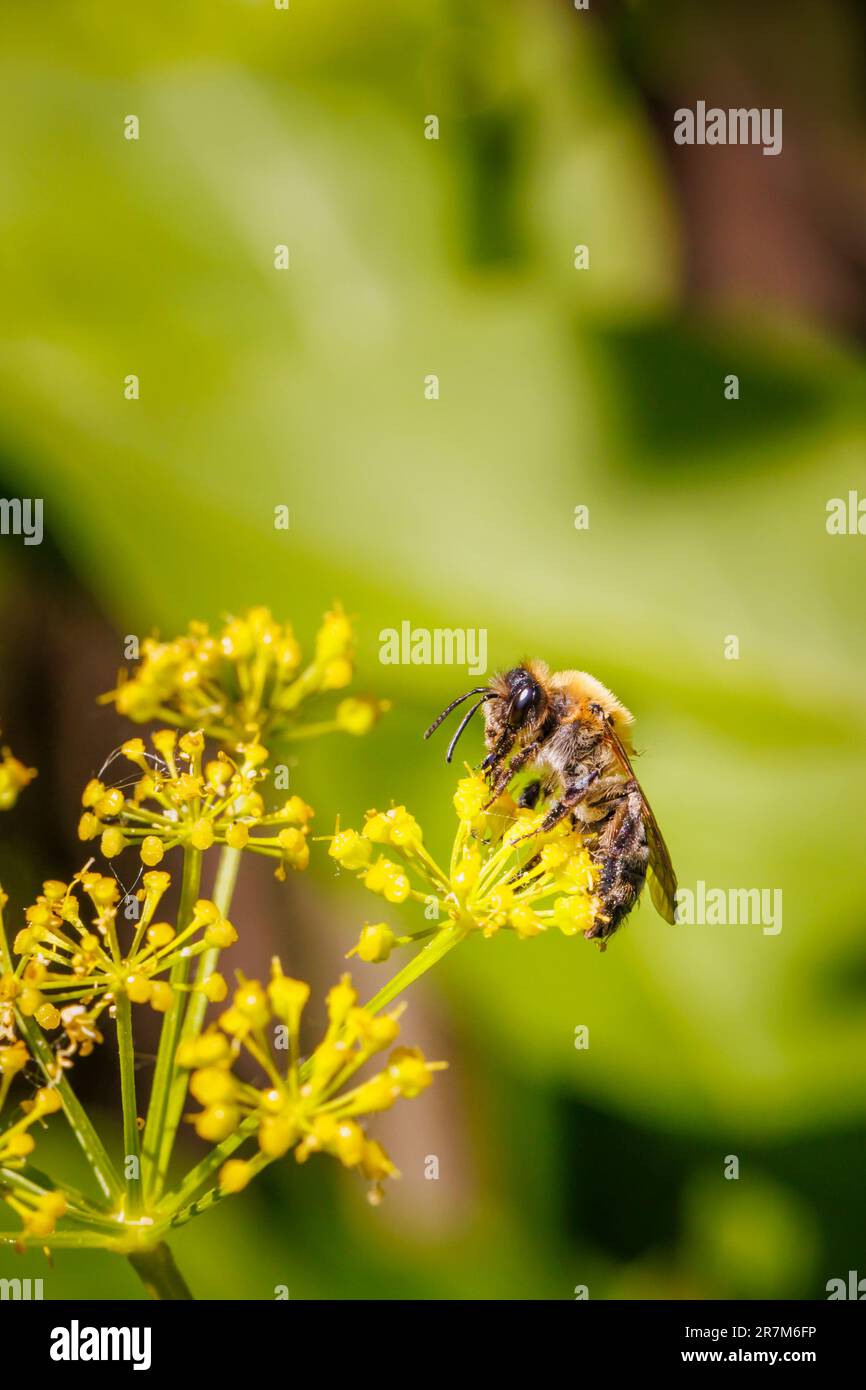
[12,1014,122,1205]
[127,1241,194,1300]
[363,919,468,1016]
[115,991,141,1215]
[153,844,242,1200]
[0,1229,122,1250]
[141,845,202,1198]
[158,1115,258,1219]
[169,1150,271,1230]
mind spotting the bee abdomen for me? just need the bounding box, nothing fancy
[588,785,648,940]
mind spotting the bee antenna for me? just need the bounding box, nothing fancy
[445,697,490,763]
[423,688,492,741]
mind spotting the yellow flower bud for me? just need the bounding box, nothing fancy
[190,818,215,851]
[382,866,410,903]
[125,974,152,1004]
[0,1041,29,1076]
[335,697,377,736]
[363,811,394,843]
[200,972,227,1003]
[95,787,125,818]
[509,904,544,939]
[453,775,487,822]
[204,917,237,949]
[149,981,174,1013]
[194,1104,239,1143]
[100,827,127,858]
[5,1132,35,1158]
[328,829,372,870]
[258,1113,298,1158]
[361,1138,396,1183]
[120,738,148,768]
[331,1119,366,1167]
[35,1002,61,1030]
[87,875,118,907]
[146,921,175,949]
[348,922,396,963]
[142,870,171,896]
[389,808,423,850]
[539,841,568,872]
[78,812,100,841]
[140,836,165,867]
[225,822,249,850]
[205,760,231,792]
[452,848,481,899]
[278,827,309,870]
[314,608,353,663]
[387,1046,434,1098]
[320,657,353,690]
[18,987,44,1018]
[176,1030,229,1069]
[326,975,357,1027]
[219,1159,254,1194]
[220,619,253,660]
[190,1067,236,1106]
[267,964,310,1024]
[34,1086,63,1114]
[347,1073,397,1113]
[552,894,596,936]
[232,981,269,1029]
[81,778,104,808]
[152,729,178,761]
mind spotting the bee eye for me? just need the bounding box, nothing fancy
[511,683,541,723]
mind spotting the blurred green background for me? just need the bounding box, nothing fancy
[1,0,865,1299]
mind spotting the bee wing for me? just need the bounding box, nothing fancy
[600,717,678,925]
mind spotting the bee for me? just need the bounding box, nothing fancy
[423,661,677,941]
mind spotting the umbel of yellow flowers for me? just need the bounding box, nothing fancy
[177,962,445,1204]
[101,605,388,746]
[0,606,446,1264]
[77,730,314,879]
[12,868,233,1030]
[333,771,602,957]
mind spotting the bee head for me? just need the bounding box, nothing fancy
[423,664,549,764]
[497,665,548,734]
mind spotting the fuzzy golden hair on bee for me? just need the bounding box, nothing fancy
[549,669,635,747]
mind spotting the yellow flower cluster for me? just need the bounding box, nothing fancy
[333,772,601,952]
[78,730,314,879]
[11,868,233,1029]
[101,605,387,746]
[176,962,444,1203]
[0,744,36,812]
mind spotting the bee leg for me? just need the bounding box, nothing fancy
[510,770,599,843]
[483,740,539,809]
[479,729,514,775]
